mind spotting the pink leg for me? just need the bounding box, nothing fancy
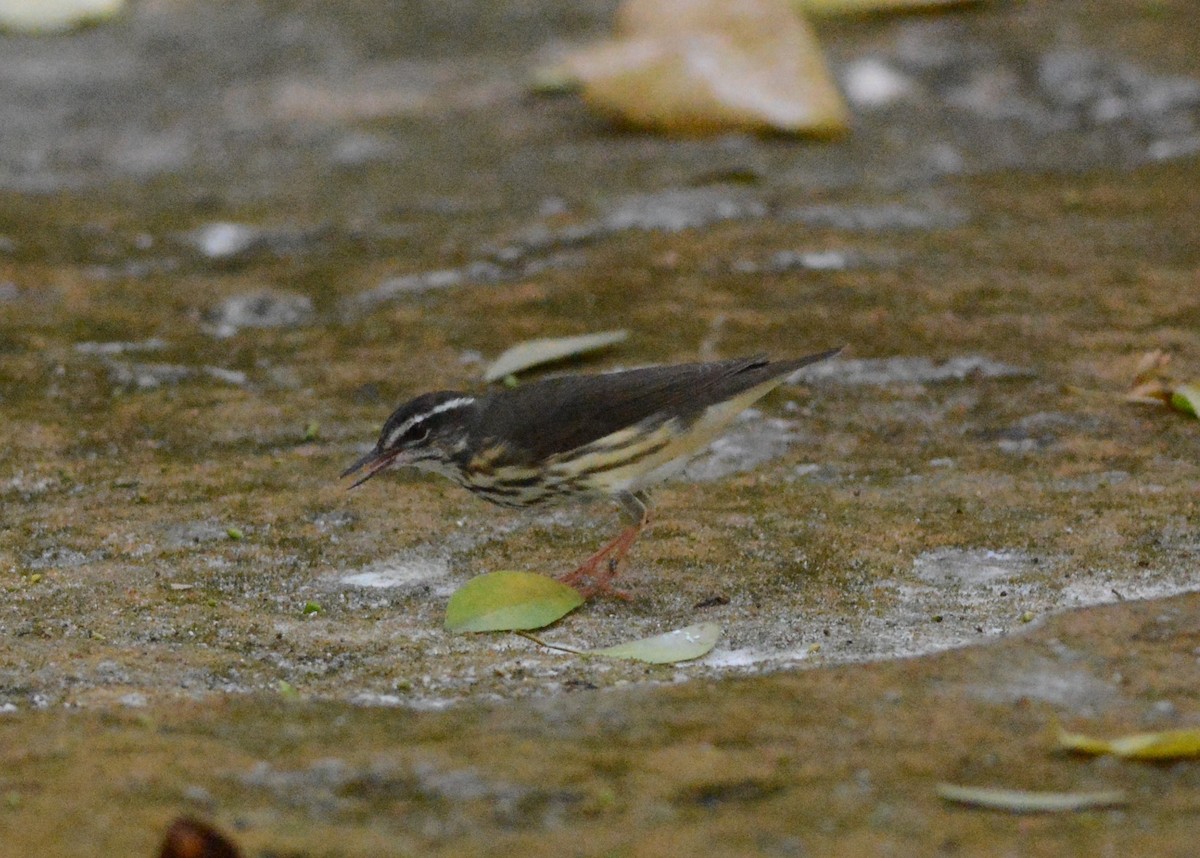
[558,492,651,599]
[558,522,643,599]
[556,489,652,597]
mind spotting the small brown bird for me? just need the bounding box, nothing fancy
[344,348,841,596]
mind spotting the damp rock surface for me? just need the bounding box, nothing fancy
[0,1,1198,855]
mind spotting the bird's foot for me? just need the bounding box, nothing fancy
[570,558,634,601]
[558,557,633,600]
[576,581,634,601]
[558,524,642,600]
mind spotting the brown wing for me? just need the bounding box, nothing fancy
[473,348,840,463]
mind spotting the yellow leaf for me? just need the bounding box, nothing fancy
[1059,727,1200,760]
[1056,729,1115,756]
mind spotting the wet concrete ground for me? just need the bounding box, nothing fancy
[1,0,1199,854]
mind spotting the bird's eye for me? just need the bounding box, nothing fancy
[407,426,430,445]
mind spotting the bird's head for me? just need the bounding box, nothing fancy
[341,391,478,488]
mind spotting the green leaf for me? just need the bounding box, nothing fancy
[484,330,628,382]
[591,622,721,664]
[936,783,1126,813]
[445,571,584,633]
[1169,382,1199,418]
[302,601,322,615]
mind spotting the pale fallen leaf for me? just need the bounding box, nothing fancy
[1059,727,1200,760]
[445,571,584,633]
[562,0,849,136]
[936,783,1127,813]
[1124,380,1173,406]
[484,330,628,382]
[590,622,721,663]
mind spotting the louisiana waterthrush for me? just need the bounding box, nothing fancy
[343,347,842,597]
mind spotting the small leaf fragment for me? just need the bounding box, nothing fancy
[0,0,126,34]
[226,526,244,540]
[1059,727,1200,760]
[591,622,721,664]
[445,571,584,633]
[484,330,628,382]
[936,783,1127,813]
[302,601,322,615]
[1169,382,1199,418]
[1125,381,1173,406]
[529,62,581,95]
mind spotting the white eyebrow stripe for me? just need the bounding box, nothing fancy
[385,396,476,448]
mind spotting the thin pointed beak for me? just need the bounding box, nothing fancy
[341,448,404,490]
